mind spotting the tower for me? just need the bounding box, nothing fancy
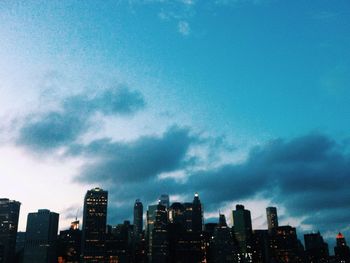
[133,199,143,241]
[266,207,278,232]
[192,193,203,234]
[81,187,108,262]
[232,204,253,262]
[150,203,168,263]
[23,209,59,263]
[334,233,350,263]
[0,198,21,263]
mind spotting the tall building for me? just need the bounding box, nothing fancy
[23,209,59,263]
[0,198,21,263]
[146,204,158,258]
[270,225,302,263]
[251,230,270,263]
[334,233,350,263]
[159,194,170,209]
[304,232,329,263]
[57,220,81,263]
[192,193,203,234]
[81,187,108,262]
[232,204,253,262]
[150,203,168,263]
[266,207,278,232]
[167,200,204,263]
[133,199,143,241]
[211,214,235,263]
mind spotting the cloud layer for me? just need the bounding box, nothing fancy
[9,83,350,245]
[16,86,145,151]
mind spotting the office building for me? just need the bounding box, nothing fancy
[266,207,278,232]
[57,220,81,263]
[0,198,21,263]
[133,199,143,241]
[81,187,108,262]
[150,203,168,263]
[23,209,59,263]
[211,214,235,263]
[304,232,329,263]
[232,204,253,262]
[334,232,350,263]
[270,225,302,262]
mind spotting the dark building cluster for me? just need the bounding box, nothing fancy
[0,190,350,262]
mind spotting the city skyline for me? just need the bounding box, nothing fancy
[1,0,350,254]
[0,187,350,262]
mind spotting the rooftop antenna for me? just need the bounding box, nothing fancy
[76,208,79,221]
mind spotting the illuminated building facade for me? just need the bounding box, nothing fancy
[81,187,108,262]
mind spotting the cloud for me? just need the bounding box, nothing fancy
[16,86,145,151]
[72,126,195,184]
[178,21,190,36]
[76,130,350,242]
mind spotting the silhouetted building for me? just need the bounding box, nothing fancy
[269,225,302,262]
[150,203,168,263]
[167,200,204,263]
[15,231,26,263]
[133,199,143,241]
[203,223,218,263]
[146,204,158,259]
[211,214,235,263]
[232,204,253,262]
[81,187,108,262]
[304,232,329,263]
[266,207,278,233]
[252,230,269,263]
[23,209,59,263]
[57,220,81,263]
[106,221,133,263]
[192,193,203,234]
[334,232,350,263]
[0,198,21,263]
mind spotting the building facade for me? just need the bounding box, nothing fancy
[23,209,59,263]
[0,198,21,263]
[81,187,108,262]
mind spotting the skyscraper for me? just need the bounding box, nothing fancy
[334,233,350,263]
[266,207,278,232]
[192,193,203,234]
[0,198,21,263]
[81,187,108,262]
[232,204,253,262]
[270,225,302,262]
[150,203,168,263]
[23,209,59,263]
[212,214,235,263]
[133,199,143,241]
[304,232,329,263]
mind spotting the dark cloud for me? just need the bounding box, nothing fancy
[16,86,145,151]
[73,126,195,184]
[86,132,350,245]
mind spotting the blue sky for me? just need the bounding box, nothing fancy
[1,0,350,248]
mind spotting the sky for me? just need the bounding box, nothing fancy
[1,0,350,249]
